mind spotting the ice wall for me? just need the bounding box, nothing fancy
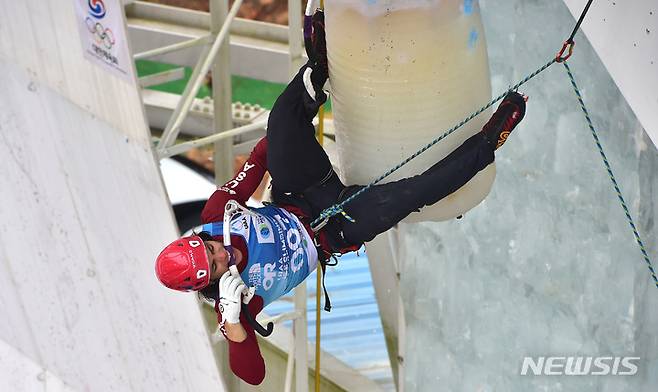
[562,0,658,147]
[0,1,223,390]
[401,1,658,391]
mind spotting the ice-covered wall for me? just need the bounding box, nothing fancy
[0,1,223,391]
[401,1,658,391]
[562,0,658,148]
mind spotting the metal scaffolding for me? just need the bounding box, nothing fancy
[126,1,397,390]
[130,1,315,390]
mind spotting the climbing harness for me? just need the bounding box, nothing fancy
[310,0,657,288]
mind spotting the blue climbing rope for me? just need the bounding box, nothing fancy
[562,62,658,289]
[310,57,556,230]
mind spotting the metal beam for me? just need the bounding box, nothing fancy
[141,89,268,136]
[210,0,234,184]
[259,310,303,326]
[138,67,185,88]
[126,1,301,83]
[288,0,304,74]
[126,1,289,43]
[284,333,295,392]
[157,119,267,159]
[364,229,403,391]
[155,0,244,153]
[293,282,309,392]
[133,35,209,60]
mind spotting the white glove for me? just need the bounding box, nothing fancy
[218,272,245,324]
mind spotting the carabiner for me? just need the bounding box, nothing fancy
[311,217,329,232]
[556,40,575,63]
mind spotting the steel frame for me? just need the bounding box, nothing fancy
[133,0,313,390]
[153,0,244,158]
[133,35,209,60]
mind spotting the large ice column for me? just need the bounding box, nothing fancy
[0,1,223,390]
[325,0,494,222]
[401,1,658,391]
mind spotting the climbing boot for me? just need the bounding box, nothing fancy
[302,10,328,105]
[481,91,527,150]
[310,10,328,81]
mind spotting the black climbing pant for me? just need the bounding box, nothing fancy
[267,63,495,247]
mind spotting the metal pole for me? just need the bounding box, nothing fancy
[259,310,303,326]
[157,119,267,159]
[133,35,209,60]
[288,0,304,74]
[138,67,185,88]
[398,296,405,392]
[210,0,234,184]
[293,281,308,392]
[315,266,322,391]
[156,0,243,152]
[284,333,296,392]
[385,229,402,391]
[396,229,406,392]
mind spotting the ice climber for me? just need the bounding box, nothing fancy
[154,9,527,385]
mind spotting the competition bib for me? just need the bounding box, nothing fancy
[202,205,318,306]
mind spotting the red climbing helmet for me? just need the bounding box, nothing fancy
[155,235,210,292]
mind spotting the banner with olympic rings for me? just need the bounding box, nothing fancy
[74,0,133,81]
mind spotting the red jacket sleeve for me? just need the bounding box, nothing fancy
[201,137,268,224]
[216,296,266,385]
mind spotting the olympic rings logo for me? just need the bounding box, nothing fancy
[85,17,115,49]
[88,0,106,19]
